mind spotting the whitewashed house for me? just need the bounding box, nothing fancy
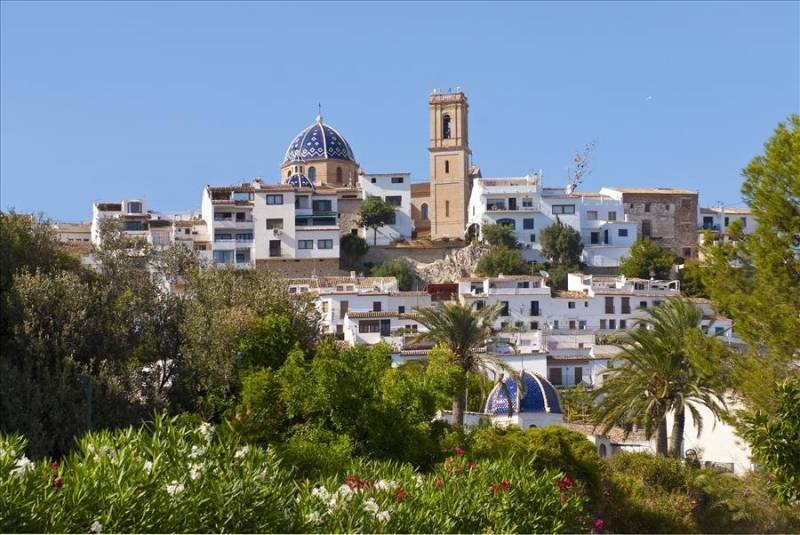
[358,173,413,245]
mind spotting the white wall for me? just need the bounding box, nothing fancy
[359,173,413,245]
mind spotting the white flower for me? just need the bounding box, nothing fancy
[311,486,330,501]
[11,456,33,477]
[90,520,103,533]
[165,480,185,495]
[234,446,249,459]
[415,475,425,489]
[363,497,379,514]
[197,422,214,442]
[143,460,153,474]
[306,511,322,525]
[375,479,397,491]
[376,510,391,523]
[189,445,206,459]
[337,484,354,500]
[189,463,202,480]
[100,446,116,460]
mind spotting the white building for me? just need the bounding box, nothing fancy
[467,174,636,267]
[358,173,413,245]
[698,206,756,236]
[202,178,340,271]
[91,199,179,249]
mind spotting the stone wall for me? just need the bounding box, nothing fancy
[621,192,699,259]
[256,258,347,278]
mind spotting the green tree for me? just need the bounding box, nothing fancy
[475,246,528,276]
[231,366,288,446]
[593,298,728,456]
[703,115,800,413]
[539,217,584,266]
[358,197,396,246]
[370,258,416,291]
[340,233,368,269]
[238,313,304,371]
[480,223,519,248]
[678,259,708,298]
[619,237,677,280]
[411,302,511,427]
[743,379,800,505]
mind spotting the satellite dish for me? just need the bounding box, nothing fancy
[539,270,550,279]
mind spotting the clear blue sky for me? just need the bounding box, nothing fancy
[2,1,798,221]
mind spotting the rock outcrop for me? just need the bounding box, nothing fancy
[406,242,488,284]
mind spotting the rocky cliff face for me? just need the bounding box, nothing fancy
[406,242,488,284]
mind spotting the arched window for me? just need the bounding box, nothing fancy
[442,114,451,139]
[599,444,607,458]
[445,200,450,217]
[308,166,316,181]
[286,170,291,178]
[497,218,516,230]
[445,160,450,174]
[420,203,429,221]
[336,166,343,183]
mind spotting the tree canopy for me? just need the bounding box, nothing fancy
[358,197,396,245]
[481,223,519,249]
[539,218,583,266]
[475,246,528,277]
[370,258,416,291]
[619,237,676,280]
[340,233,369,269]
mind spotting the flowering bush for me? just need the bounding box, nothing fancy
[0,417,590,533]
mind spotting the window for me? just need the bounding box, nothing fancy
[618,228,629,237]
[336,167,343,183]
[287,170,292,178]
[529,233,536,242]
[444,160,450,174]
[370,177,376,184]
[549,368,563,386]
[269,240,281,257]
[442,114,451,139]
[317,239,333,249]
[644,202,651,212]
[308,167,316,181]
[609,319,617,329]
[715,326,725,335]
[500,301,510,316]
[640,300,647,309]
[298,240,314,249]
[530,301,540,316]
[398,306,405,314]
[523,218,534,230]
[600,319,607,329]
[373,301,382,312]
[621,297,630,314]
[233,191,252,202]
[235,212,246,221]
[574,367,583,385]
[587,210,598,220]
[385,196,402,207]
[386,212,396,225]
[125,221,143,231]
[214,232,233,241]
[391,176,404,184]
[517,281,530,288]
[214,211,232,221]
[552,204,576,215]
[724,216,730,226]
[359,320,381,334]
[599,444,607,458]
[522,198,534,208]
[620,319,627,329]
[213,250,234,264]
[641,219,652,237]
[420,203,429,220]
[608,211,617,221]
[568,301,576,309]
[266,194,283,205]
[266,219,283,229]
[530,321,539,330]
[445,201,450,217]
[497,218,515,229]
[579,320,587,329]
[235,250,250,263]
[605,297,615,314]
[590,232,599,244]
[312,200,332,212]
[235,232,252,242]
[127,201,142,213]
[664,203,671,210]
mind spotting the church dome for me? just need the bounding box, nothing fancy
[485,371,562,415]
[282,116,356,165]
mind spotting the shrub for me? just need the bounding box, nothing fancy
[274,424,355,479]
[370,259,416,291]
[481,223,519,249]
[475,246,528,276]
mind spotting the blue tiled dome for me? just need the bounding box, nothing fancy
[485,371,561,415]
[283,116,356,164]
[286,173,315,188]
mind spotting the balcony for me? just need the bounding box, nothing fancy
[485,203,540,213]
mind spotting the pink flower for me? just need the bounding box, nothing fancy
[54,478,63,489]
[394,487,407,502]
[468,460,477,469]
[454,446,465,457]
[593,518,606,532]
[491,480,512,493]
[434,478,444,489]
[558,475,573,490]
[50,461,59,470]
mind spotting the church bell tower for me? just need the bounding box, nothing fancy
[429,90,472,240]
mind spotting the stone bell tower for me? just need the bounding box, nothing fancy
[429,90,472,240]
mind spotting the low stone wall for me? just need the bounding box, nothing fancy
[256,258,348,278]
[359,243,466,268]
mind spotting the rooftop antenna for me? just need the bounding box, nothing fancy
[317,102,322,122]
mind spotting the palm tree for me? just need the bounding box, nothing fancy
[412,302,514,426]
[593,297,727,456]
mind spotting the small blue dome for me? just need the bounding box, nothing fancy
[283,116,356,164]
[485,371,561,415]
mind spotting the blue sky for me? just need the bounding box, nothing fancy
[2,1,798,221]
